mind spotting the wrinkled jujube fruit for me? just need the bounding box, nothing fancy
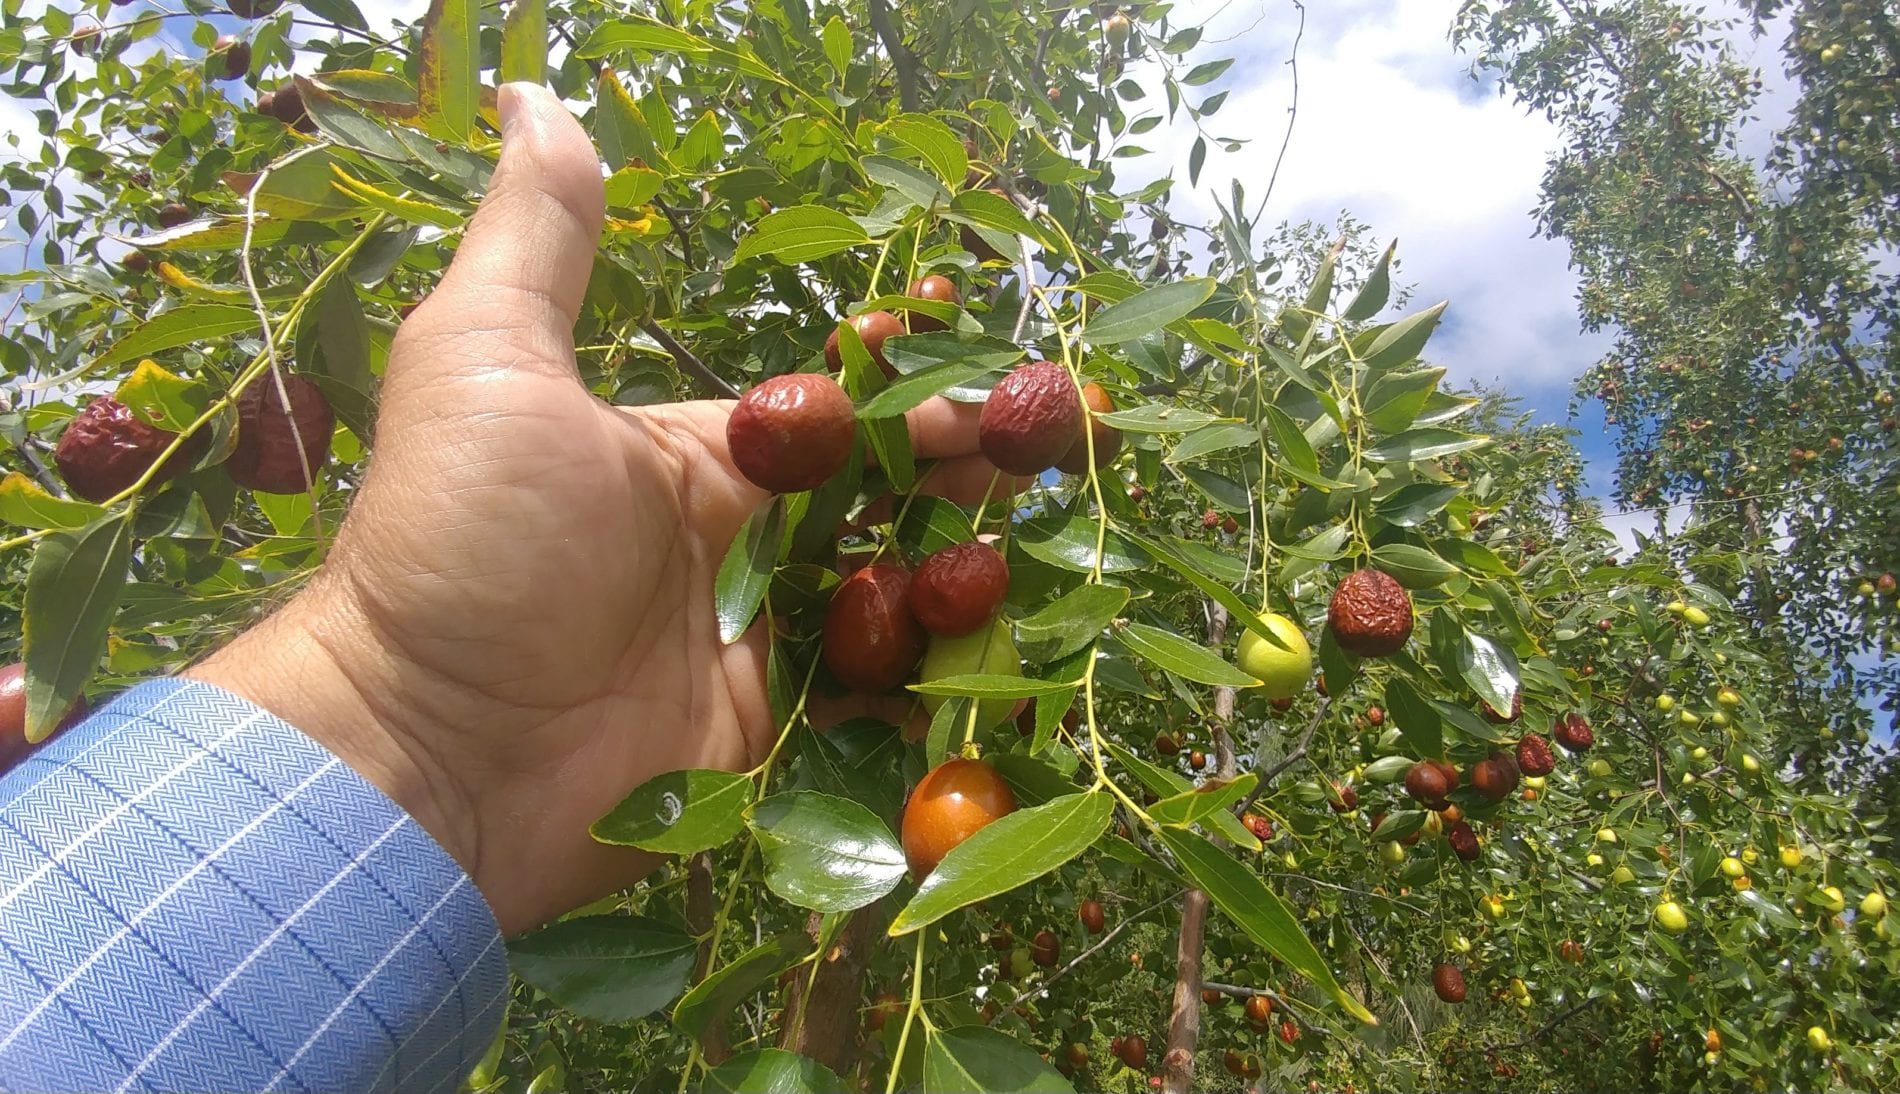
[1079,899,1106,934]
[120,251,150,274]
[822,564,925,693]
[1278,1019,1298,1045]
[900,757,1016,877]
[266,83,312,130]
[1031,928,1061,967]
[1516,733,1556,776]
[214,34,251,80]
[1405,760,1454,807]
[905,274,960,332]
[1054,381,1124,474]
[155,201,192,228]
[1471,751,1521,803]
[55,396,206,503]
[1433,963,1468,1003]
[1201,508,1219,529]
[1446,819,1480,861]
[1480,691,1523,723]
[823,309,905,378]
[725,373,855,494]
[1327,569,1414,657]
[1553,711,1595,752]
[978,360,1083,475]
[908,541,1009,636]
[225,375,335,494]
[1242,811,1274,841]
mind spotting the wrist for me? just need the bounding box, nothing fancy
[185,582,485,888]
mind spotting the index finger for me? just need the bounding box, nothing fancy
[903,396,985,460]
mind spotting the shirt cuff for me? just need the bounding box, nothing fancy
[0,678,507,1094]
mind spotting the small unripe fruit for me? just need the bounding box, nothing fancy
[1597,827,1618,844]
[919,618,1021,730]
[1379,840,1407,866]
[1720,856,1745,878]
[1656,694,1677,713]
[1586,852,1604,867]
[1716,687,1741,708]
[1666,599,1687,615]
[1860,891,1887,918]
[1779,845,1804,869]
[726,373,855,493]
[1816,886,1845,913]
[1611,865,1636,885]
[1682,605,1711,627]
[1587,757,1613,778]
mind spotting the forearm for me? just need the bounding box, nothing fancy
[0,679,506,1093]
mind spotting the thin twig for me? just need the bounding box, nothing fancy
[1248,0,1305,226]
[1030,889,1182,996]
[1490,995,1600,1051]
[240,148,322,532]
[8,440,65,497]
[1233,696,1328,817]
[867,0,922,112]
[639,319,742,399]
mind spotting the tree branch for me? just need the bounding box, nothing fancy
[686,853,732,1066]
[1233,696,1329,817]
[867,0,922,112]
[1490,995,1601,1051]
[639,319,742,399]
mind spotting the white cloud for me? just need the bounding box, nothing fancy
[1119,0,1605,391]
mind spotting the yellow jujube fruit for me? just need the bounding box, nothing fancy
[1379,840,1407,867]
[1611,865,1636,885]
[1654,901,1690,934]
[1806,1026,1832,1051]
[1815,886,1846,913]
[1682,605,1711,627]
[1720,856,1746,878]
[1860,891,1888,918]
[1236,612,1313,700]
[1780,844,1804,869]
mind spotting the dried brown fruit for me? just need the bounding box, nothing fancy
[822,565,925,692]
[1405,760,1453,807]
[266,83,312,131]
[1471,751,1521,803]
[225,375,334,494]
[1558,939,1584,963]
[1553,711,1595,752]
[1201,508,1219,529]
[1446,820,1480,861]
[156,202,192,229]
[725,373,855,493]
[1153,732,1180,756]
[905,274,960,332]
[213,34,251,80]
[1516,733,1556,777]
[120,251,150,274]
[978,360,1082,475]
[1221,516,1239,535]
[1054,382,1124,474]
[55,396,206,503]
[823,310,905,378]
[1433,963,1468,1003]
[1079,899,1106,934]
[1116,1033,1147,1069]
[1327,569,1414,657]
[1480,691,1523,723]
[908,541,1009,637]
[1366,705,1385,727]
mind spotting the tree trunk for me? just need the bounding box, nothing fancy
[686,852,731,1065]
[777,907,879,1076]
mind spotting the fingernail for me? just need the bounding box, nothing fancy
[498,83,524,137]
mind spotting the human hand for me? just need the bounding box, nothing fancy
[189,84,1020,935]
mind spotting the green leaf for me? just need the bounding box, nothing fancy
[1016,516,1149,573]
[1154,828,1375,1023]
[735,205,872,264]
[1374,483,1460,528]
[1114,621,1259,687]
[1363,428,1490,464]
[92,305,260,370]
[715,498,784,644]
[704,1049,848,1094]
[22,517,134,742]
[945,188,1041,240]
[1370,543,1461,589]
[1125,532,1258,639]
[590,769,754,853]
[508,916,696,1022]
[1359,301,1446,370]
[1383,676,1442,758]
[309,278,377,442]
[1342,240,1395,321]
[251,150,362,220]
[1085,278,1216,343]
[673,931,815,1038]
[908,675,1077,699]
[1101,739,1259,849]
[747,792,907,913]
[878,114,968,187]
[1167,422,1257,464]
[1014,584,1129,662]
[863,155,950,211]
[820,15,851,78]
[893,496,976,560]
[1182,57,1234,86]
[858,356,1011,418]
[890,792,1112,935]
[924,1026,1073,1094]
[604,166,666,210]
[678,110,724,170]
[595,68,663,170]
[1149,773,1257,828]
[1459,630,1519,717]
[1363,368,1443,435]
[114,360,208,433]
[329,170,464,229]
[1262,404,1320,474]
[1095,404,1226,433]
[500,0,547,84]
[0,474,104,531]
[576,20,714,58]
[417,0,479,139]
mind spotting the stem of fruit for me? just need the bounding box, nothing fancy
[884,930,929,1094]
[239,150,323,538]
[866,235,896,299]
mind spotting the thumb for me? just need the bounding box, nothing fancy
[395,83,605,377]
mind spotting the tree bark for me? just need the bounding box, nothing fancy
[777,907,879,1077]
[686,852,731,1065]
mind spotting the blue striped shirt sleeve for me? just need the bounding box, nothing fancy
[0,678,508,1094]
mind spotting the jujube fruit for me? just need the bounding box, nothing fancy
[1235,611,1312,699]
[918,617,1022,730]
[866,992,903,1031]
[822,565,925,693]
[1404,760,1453,806]
[1242,812,1273,841]
[156,202,192,229]
[1188,749,1206,770]
[1115,1033,1147,1069]
[1516,733,1555,776]
[978,360,1082,475]
[55,396,206,503]
[1244,994,1272,1026]
[725,373,855,493]
[225,375,334,494]
[1079,899,1106,934]
[1470,751,1521,803]
[1446,819,1480,861]
[823,310,905,378]
[266,83,312,130]
[1558,938,1584,963]
[1480,691,1522,723]
[1328,782,1358,812]
[900,757,1016,877]
[0,662,87,764]
[213,34,251,80]
[1553,711,1594,752]
[1327,569,1414,657]
[904,274,959,333]
[1054,382,1123,473]
[1433,963,1467,1003]
[120,251,150,274]
[1278,1019,1298,1045]
[1153,732,1179,756]
[909,541,1009,636]
[1031,928,1060,967]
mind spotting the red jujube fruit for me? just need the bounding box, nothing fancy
[900,757,1016,877]
[725,373,855,494]
[225,375,335,494]
[908,541,1010,636]
[822,565,925,693]
[55,396,206,503]
[978,360,1082,475]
